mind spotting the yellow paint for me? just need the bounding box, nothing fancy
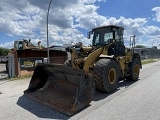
[83,47,103,72]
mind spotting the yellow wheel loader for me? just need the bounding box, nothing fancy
[24,25,142,115]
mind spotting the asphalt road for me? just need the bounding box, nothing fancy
[0,61,160,120]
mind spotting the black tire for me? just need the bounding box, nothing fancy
[126,58,140,81]
[93,59,119,92]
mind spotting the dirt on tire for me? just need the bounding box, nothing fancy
[93,59,119,92]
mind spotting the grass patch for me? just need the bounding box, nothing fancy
[141,59,156,65]
[8,74,32,81]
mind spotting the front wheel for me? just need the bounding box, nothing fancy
[93,59,119,92]
[126,58,140,81]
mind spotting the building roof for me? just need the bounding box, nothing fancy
[92,25,124,30]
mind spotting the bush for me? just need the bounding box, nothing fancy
[0,47,9,56]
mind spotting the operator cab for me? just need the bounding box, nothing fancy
[14,39,30,50]
[88,25,125,56]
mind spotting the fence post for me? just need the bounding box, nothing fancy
[8,55,12,77]
[11,55,15,77]
[8,54,15,78]
[19,58,21,77]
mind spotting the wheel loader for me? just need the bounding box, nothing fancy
[14,39,42,50]
[6,39,68,77]
[24,25,142,115]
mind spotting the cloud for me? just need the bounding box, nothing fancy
[152,7,160,22]
[48,8,74,28]
[103,17,147,28]
[75,5,106,29]
[28,0,79,10]
[0,0,42,37]
[0,41,14,48]
[138,26,160,36]
[0,0,160,49]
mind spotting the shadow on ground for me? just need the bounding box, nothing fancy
[93,79,137,101]
[17,95,70,119]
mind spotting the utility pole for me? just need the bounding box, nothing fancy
[47,0,53,63]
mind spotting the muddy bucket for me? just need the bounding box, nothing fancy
[24,64,94,115]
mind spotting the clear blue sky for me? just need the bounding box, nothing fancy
[0,0,160,48]
[97,0,158,17]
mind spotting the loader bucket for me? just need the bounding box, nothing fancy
[24,64,94,115]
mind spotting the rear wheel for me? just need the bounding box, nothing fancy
[93,59,119,92]
[126,58,140,81]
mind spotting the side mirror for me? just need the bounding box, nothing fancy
[87,31,93,39]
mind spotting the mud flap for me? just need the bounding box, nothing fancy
[24,64,94,115]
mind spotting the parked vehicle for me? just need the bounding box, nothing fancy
[0,56,7,63]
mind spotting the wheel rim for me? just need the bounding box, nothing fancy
[134,64,139,77]
[108,68,116,85]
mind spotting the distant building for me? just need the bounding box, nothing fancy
[49,44,73,60]
[134,48,160,59]
[49,43,73,51]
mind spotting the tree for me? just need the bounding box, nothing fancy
[135,45,146,48]
[0,47,9,56]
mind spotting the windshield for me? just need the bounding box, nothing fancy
[14,41,23,50]
[92,28,113,46]
[18,41,23,49]
[91,27,123,46]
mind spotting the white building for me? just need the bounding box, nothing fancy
[134,48,160,59]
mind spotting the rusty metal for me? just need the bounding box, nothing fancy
[16,49,68,64]
[24,64,94,115]
[7,48,68,77]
